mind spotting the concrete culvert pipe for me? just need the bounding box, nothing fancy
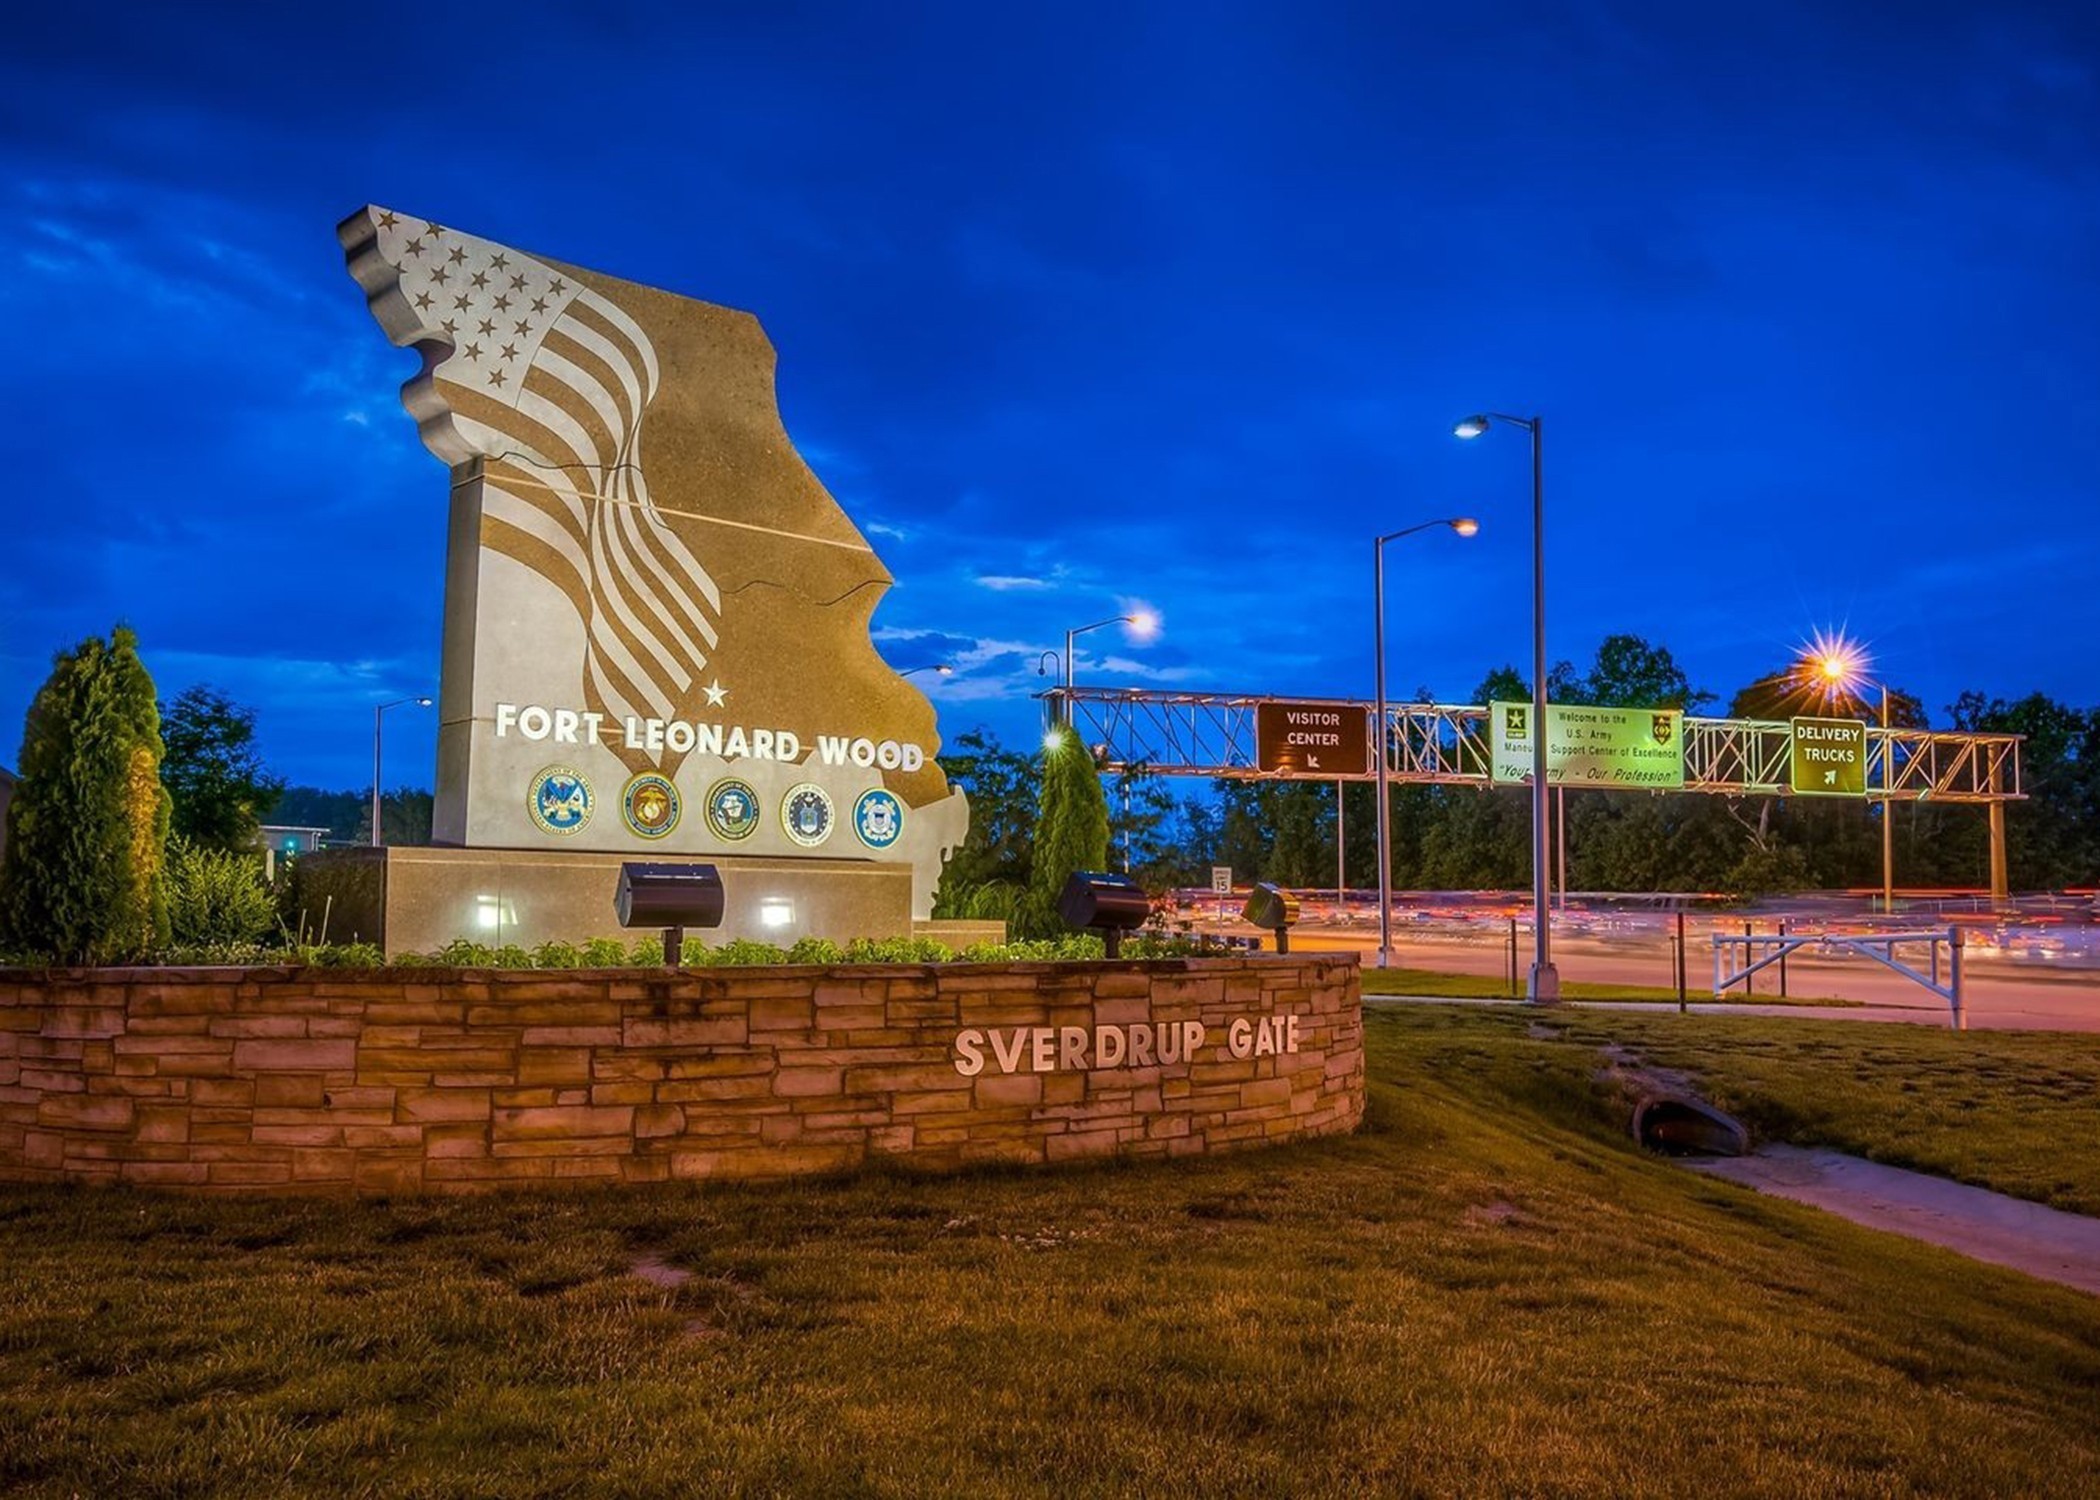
[1632,1095,1748,1158]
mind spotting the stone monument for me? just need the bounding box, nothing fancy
[325,206,968,950]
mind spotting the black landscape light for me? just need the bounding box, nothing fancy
[614,862,726,969]
[1057,871,1151,959]
[1241,882,1301,954]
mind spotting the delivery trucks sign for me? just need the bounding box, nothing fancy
[1491,702,1686,789]
[1790,717,1868,796]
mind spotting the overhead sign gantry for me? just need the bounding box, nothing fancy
[1047,687,2025,897]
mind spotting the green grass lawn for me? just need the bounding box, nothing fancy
[1541,1007,2100,1216]
[3,1005,2098,1497]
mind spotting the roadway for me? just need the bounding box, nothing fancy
[1194,914,2100,1033]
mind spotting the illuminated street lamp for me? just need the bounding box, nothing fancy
[372,695,433,848]
[1372,518,1478,968]
[1454,411,1557,1001]
[1805,640,1898,915]
[900,664,955,679]
[1058,610,1159,726]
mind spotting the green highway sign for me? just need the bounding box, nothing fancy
[1789,717,1868,795]
[1491,702,1686,789]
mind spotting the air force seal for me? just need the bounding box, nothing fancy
[621,773,680,839]
[853,788,905,850]
[704,777,760,842]
[528,766,593,835]
[781,783,835,847]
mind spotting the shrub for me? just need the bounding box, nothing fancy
[843,936,957,964]
[0,627,171,962]
[786,937,845,965]
[529,940,585,969]
[703,939,792,966]
[164,837,279,947]
[303,942,386,969]
[581,937,630,967]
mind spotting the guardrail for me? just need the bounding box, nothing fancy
[1713,927,1966,1030]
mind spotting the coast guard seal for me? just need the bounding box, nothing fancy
[853,788,905,850]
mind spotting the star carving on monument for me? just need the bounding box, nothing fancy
[471,270,489,289]
[441,318,458,336]
[478,318,497,336]
[530,297,549,314]
[429,265,451,286]
[376,210,399,230]
[490,252,508,270]
[413,291,434,310]
[448,246,466,264]
[500,342,519,361]
[548,277,567,294]
[462,342,482,362]
[493,294,511,311]
[453,293,473,311]
[703,681,728,707]
[425,221,447,237]
[510,274,528,291]
[487,369,507,388]
[403,238,425,257]
[514,319,532,336]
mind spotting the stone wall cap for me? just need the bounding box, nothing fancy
[1,953,1358,982]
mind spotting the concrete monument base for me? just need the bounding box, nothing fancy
[296,846,949,956]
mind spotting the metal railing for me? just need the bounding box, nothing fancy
[1712,927,1967,1029]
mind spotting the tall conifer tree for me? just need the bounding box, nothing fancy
[0,627,171,961]
[1026,725,1110,938]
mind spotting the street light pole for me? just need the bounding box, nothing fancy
[1456,412,1558,1001]
[1372,518,1478,969]
[1061,612,1159,728]
[371,695,433,848]
[1881,683,1893,915]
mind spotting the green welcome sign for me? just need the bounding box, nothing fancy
[1490,702,1686,789]
[1789,717,1868,795]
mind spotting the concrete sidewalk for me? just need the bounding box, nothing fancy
[1691,1146,2100,1296]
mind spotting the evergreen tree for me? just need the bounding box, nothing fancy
[1024,725,1110,936]
[932,727,1042,918]
[161,685,286,851]
[0,627,171,961]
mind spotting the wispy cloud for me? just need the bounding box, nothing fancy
[975,574,1052,591]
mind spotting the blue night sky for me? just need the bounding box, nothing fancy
[3,3,2096,790]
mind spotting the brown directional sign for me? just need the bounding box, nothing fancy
[1255,702,1369,776]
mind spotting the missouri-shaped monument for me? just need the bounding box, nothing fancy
[340,206,966,919]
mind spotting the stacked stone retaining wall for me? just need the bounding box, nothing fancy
[0,957,1362,1194]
